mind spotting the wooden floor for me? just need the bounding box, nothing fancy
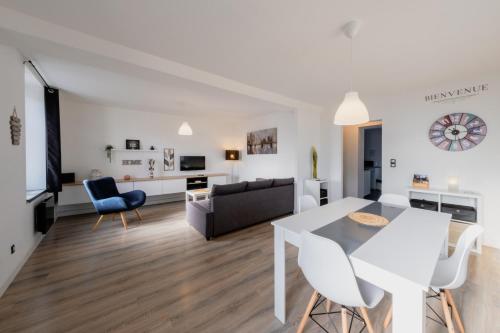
[0,202,498,333]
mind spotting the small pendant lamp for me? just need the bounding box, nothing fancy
[334,20,369,126]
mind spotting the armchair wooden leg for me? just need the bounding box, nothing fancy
[134,209,143,222]
[383,304,393,329]
[440,291,456,333]
[92,215,106,231]
[445,289,465,333]
[297,290,318,333]
[120,212,128,230]
[341,307,349,333]
[359,307,375,333]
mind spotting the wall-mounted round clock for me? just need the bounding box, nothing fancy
[429,113,487,151]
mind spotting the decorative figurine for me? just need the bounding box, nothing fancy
[148,159,155,178]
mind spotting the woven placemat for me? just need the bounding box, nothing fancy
[348,212,389,227]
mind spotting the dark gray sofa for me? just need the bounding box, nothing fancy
[186,178,294,239]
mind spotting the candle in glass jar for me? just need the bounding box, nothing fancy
[448,176,459,192]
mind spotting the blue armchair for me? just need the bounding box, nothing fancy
[83,177,146,230]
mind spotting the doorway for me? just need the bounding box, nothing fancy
[342,121,383,200]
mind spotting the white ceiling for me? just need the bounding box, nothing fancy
[31,54,292,118]
[1,0,500,108]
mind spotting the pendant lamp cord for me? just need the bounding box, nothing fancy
[350,37,353,91]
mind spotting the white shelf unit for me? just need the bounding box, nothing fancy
[304,179,329,206]
[110,148,162,153]
[407,187,483,253]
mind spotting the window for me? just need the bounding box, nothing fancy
[25,66,46,200]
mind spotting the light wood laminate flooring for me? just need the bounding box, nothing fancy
[0,202,498,332]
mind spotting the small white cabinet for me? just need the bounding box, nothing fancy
[304,179,329,206]
[133,180,162,196]
[116,182,134,193]
[162,179,186,194]
[208,175,227,188]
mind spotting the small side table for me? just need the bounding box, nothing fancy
[185,188,211,203]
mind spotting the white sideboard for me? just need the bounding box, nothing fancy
[59,173,228,207]
[407,187,483,253]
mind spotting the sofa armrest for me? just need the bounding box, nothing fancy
[186,201,214,240]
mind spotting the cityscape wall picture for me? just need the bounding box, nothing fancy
[247,128,277,154]
[429,113,487,151]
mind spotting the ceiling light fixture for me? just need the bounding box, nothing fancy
[334,20,370,126]
[178,121,193,136]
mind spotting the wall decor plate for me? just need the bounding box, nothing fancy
[429,113,487,151]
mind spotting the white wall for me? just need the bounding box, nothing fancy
[59,94,242,181]
[320,110,343,201]
[358,75,500,249]
[236,111,297,182]
[342,125,362,198]
[0,44,43,296]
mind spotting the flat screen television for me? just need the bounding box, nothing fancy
[180,156,205,171]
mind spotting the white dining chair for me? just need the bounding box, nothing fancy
[299,194,318,213]
[378,193,410,208]
[297,231,384,333]
[383,224,484,333]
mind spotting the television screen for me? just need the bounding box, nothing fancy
[180,156,205,171]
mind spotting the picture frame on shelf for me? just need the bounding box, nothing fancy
[126,139,140,150]
[412,174,429,189]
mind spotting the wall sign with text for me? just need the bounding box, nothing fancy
[425,84,488,103]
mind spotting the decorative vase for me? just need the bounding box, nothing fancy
[90,169,103,180]
[148,159,155,178]
[312,146,318,179]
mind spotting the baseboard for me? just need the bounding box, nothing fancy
[57,193,185,217]
[0,233,43,298]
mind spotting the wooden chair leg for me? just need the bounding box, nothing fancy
[134,209,143,222]
[120,212,128,230]
[383,304,393,329]
[341,307,349,333]
[445,289,465,333]
[325,299,333,312]
[359,307,375,333]
[297,290,318,333]
[92,215,105,231]
[440,291,456,333]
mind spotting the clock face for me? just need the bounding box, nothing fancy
[429,113,487,151]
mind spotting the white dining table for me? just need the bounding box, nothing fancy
[272,197,451,333]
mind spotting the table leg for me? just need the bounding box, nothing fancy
[274,226,286,323]
[392,287,426,333]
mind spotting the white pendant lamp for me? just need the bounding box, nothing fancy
[178,121,193,136]
[334,20,369,126]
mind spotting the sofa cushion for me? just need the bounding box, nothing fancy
[247,179,274,191]
[212,181,248,196]
[273,177,295,187]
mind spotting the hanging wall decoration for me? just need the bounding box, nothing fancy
[429,113,487,151]
[164,148,174,171]
[247,128,277,154]
[10,107,21,145]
